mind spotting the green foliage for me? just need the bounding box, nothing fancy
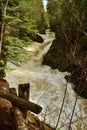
[20,21,38,34]
[47,0,87,68]
[0,0,48,79]
[43,0,87,99]
[0,60,5,67]
[6,15,22,25]
[4,0,46,65]
[46,0,87,71]
[47,0,87,40]
[0,60,6,78]
[8,0,19,6]
[6,36,32,47]
[5,35,33,65]
[7,47,32,66]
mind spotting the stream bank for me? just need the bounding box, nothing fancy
[43,35,87,98]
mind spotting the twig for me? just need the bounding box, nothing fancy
[68,94,78,130]
[59,115,87,129]
[54,84,67,129]
[44,104,49,121]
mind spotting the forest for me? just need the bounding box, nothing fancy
[0,0,87,130]
[43,0,87,98]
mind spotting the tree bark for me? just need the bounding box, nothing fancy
[11,106,29,130]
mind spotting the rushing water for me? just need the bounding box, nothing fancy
[6,30,87,130]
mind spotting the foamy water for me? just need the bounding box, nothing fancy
[6,30,87,130]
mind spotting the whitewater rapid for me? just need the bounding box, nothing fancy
[6,30,87,130]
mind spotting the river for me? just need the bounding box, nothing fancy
[6,30,87,130]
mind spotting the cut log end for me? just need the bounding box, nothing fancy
[18,83,30,100]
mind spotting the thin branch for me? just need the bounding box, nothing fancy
[44,104,49,121]
[68,94,78,130]
[59,115,87,129]
[54,84,67,129]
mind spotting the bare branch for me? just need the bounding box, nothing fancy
[68,95,78,130]
[55,84,67,129]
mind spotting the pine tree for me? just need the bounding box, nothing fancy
[5,0,46,65]
[0,0,47,75]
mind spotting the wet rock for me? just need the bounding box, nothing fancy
[35,34,44,43]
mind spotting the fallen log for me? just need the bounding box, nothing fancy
[0,89,42,114]
[0,81,54,130]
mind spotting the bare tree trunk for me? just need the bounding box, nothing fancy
[0,0,9,55]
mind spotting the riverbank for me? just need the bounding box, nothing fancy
[43,36,87,98]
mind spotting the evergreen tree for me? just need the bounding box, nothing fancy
[47,0,87,40]
[5,0,46,65]
[45,0,87,98]
[0,0,47,76]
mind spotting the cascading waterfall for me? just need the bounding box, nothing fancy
[6,30,87,130]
